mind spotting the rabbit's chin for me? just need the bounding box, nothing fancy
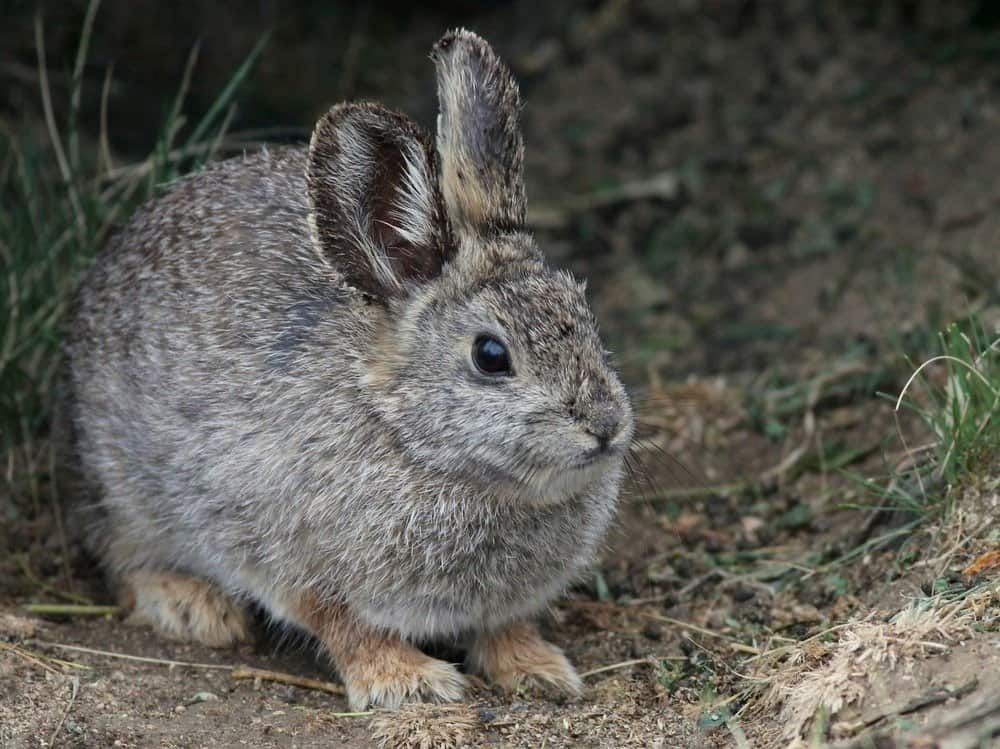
[506,455,622,508]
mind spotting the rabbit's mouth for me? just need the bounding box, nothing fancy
[507,451,625,507]
[573,448,619,470]
[581,433,632,464]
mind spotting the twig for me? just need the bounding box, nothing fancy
[578,658,651,678]
[34,640,234,670]
[898,676,978,717]
[32,641,351,699]
[836,678,980,747]
[641,612,737,642]
[47,675,80,748]
[743,617,873,664]
[231,666,346,695]
[0,641,89,674]
[23,604,120,617]
[624,592,674,606]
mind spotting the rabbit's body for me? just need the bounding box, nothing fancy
[68,31,633,709]
[72,147,620,639]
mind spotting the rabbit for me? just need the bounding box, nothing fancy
[65,28,634,711]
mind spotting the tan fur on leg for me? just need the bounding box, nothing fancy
[120,570,248,648]
[290,594,467,711]
[468,621,582,696]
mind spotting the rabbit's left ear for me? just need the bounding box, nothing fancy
[432,29,525,235]
[307,103,455,301]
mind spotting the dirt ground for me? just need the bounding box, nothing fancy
[3,1,1000,747]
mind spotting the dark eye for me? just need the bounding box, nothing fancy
[472,335,511,376]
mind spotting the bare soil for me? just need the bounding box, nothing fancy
[4,2,1000,747]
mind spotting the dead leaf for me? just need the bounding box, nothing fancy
[962,550,1000,578]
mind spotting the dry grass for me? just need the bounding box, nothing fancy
[0,612,39,640]
[370,703,480,749]
[921,477,1000,572]
[750,583,1000,743]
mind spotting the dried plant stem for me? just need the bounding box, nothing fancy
[642,612,739,642]
[578,658,651,678]
[34,640,234,670]
[231,666,346,696]
[0,641,81,674]
[33,641,348,698]
[47,676,80,748]
[23,604,120,617]
[34,13,85,239]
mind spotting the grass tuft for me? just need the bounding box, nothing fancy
[1,0,266,518]
[879,317,1000,519]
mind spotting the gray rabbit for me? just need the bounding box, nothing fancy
[66,29,633,710]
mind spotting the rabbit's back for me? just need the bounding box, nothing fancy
[68,147,367,574]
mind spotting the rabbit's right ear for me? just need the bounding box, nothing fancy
[431,29,525,235]
[307,103,455,301]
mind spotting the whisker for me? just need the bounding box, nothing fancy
[630,436,701,484]
[624,451,662,498]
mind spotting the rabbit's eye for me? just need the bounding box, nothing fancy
[473,335,511,376]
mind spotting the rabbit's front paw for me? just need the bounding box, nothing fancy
[343,647,467,711]
[120,570,249,648]
[468,621,583,697]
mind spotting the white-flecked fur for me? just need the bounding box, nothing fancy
[66,30,633,648]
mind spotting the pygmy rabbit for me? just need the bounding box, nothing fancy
[67,29,634,710]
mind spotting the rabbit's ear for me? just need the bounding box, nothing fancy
[307,103,455,300]
[431,29,525,234]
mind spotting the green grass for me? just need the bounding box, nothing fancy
[876,316,999,518]
[1,2,266,517]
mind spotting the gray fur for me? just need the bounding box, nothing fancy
[67,30,633,644]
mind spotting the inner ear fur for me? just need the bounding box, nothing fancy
[307,102,455,300]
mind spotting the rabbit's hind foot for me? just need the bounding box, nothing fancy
[119,570,249,648]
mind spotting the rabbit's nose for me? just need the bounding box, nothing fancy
[585,406,623,452]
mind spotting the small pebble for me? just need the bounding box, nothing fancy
[187,691,220,705]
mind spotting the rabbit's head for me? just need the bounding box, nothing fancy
[306,30,632,505]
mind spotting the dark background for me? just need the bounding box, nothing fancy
[8,0,999,382]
